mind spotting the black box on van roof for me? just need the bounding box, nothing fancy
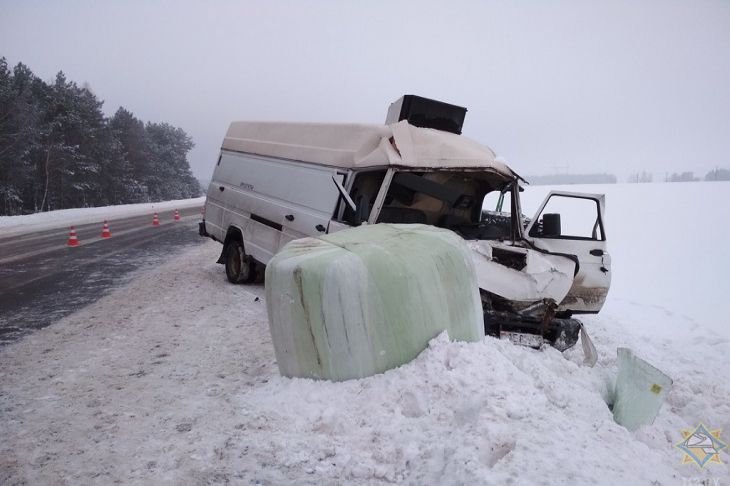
[385,95,467,135]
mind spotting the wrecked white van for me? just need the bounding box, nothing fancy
[201,100,611,351]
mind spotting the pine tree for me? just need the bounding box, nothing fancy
[0,60,200,215]
[110,107,150,201]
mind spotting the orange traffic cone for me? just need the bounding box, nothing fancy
[152,212,160,226]
[174,209,181,221]
[101,220,112,238]
[67,226,80,247]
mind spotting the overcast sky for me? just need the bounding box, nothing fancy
[2,0,729,181]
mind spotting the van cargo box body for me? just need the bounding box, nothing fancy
[385,95,467,135]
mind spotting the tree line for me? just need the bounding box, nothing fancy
[629,169,730,183]
[526,173,617,185]
[0,58,201,216]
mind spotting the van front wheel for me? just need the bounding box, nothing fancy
[225,240,255,284]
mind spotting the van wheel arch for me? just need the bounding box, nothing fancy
[217,226,244,264]
[219,227,257,284]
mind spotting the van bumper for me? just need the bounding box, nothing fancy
[198,221,209,237]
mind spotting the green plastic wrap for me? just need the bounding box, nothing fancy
[265,224,484,381]
[612,347,673,431]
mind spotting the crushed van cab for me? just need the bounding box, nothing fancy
[201,97,611,353]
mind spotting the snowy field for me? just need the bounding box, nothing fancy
[1,182,729,484]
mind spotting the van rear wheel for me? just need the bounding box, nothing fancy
[225,240,256,284]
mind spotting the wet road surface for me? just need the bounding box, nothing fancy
[0,207,205,344]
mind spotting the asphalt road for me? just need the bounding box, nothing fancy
[0,206,206,344]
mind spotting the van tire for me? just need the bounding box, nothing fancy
[224,240,256,284]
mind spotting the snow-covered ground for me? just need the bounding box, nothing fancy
[1,183,729,484]
[0,197,205,237]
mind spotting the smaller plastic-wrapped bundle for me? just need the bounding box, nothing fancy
[265,224,483,381]
[612,348,672,431]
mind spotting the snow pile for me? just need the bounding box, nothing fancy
[238,316,729,484]
[0,197,204,236]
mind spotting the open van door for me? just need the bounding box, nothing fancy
[524,191,611,313]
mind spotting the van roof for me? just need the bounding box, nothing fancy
[222,120,516,178]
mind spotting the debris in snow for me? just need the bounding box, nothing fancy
[175,423,193,433]
[611,347,673,431]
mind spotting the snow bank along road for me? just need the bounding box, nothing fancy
[0,204,203,344]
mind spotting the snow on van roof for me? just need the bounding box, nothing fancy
[222,120,516,178]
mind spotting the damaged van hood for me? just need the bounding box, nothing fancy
[466,240,575,309]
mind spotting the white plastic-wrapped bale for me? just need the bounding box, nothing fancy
[265,223,484,381]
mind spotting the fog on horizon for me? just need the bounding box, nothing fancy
[2,0,729,182]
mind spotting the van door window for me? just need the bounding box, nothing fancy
[336,170,387,225]
[482,191,512,214]
[528,195,604,240]
[455,186,514,241]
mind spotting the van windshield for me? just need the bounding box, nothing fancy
[368,170,515,240]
